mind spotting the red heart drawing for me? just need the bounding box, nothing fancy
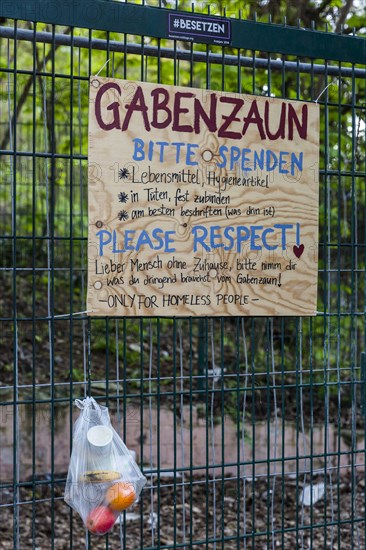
[293,244,304,258]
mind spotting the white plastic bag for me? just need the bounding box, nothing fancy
[64,396,146,535]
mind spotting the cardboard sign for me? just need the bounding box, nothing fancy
[87,78,319,317]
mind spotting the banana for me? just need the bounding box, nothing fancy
[80,470,120,483]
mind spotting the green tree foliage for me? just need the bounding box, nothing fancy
[165,0,365,34]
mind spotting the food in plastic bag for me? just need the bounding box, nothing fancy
[64,396,146,535]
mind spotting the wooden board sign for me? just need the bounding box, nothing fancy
[87,77,319,317]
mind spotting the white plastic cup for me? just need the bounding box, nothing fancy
[87,425,114,470]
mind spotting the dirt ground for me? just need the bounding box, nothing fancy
[0,473,365,549]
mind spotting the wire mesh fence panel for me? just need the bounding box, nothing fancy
[0,2,365,549]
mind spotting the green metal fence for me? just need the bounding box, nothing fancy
[0,1,365,548]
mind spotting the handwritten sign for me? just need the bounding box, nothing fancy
[87,78,319,317]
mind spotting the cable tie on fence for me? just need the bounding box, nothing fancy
[95,58,111,78]
[315,78,339,103]
[52,310,93,319]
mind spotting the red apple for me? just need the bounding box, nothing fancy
[86,505,116,535]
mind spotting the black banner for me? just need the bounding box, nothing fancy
[168,12,231,45]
